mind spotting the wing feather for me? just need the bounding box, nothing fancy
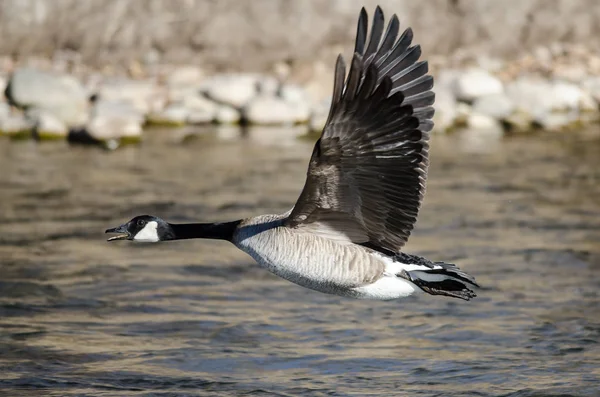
[287,7,434,253]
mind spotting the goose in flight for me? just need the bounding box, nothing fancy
[106,6,478,301]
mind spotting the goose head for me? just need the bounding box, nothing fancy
[105,215,173,242]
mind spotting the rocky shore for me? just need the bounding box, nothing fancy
[1,43,600,148]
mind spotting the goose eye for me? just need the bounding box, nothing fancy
[137,219,146,227]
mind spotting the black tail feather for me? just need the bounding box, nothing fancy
[410,277,477,301]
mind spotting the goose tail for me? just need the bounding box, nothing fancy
[405,262,479,301]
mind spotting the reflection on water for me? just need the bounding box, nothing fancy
[0,126,599,396]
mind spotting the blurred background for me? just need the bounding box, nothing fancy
[1,1,599,396]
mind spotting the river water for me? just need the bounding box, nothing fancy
[0,126,599,397]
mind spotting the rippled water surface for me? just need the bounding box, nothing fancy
[1,126,599,397]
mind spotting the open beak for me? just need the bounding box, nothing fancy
[105,224,130,241]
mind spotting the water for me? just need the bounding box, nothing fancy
[0,126,599,397]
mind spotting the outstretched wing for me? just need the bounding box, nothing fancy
[286,6,434,254]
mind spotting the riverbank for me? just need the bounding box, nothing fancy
[2,42,600,148]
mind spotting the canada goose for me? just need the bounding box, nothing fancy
[106,6,479,301]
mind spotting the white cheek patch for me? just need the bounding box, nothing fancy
[133,221,160,242]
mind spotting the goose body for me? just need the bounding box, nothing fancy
[106,6,479,301]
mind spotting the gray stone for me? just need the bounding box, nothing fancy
[279,83,310,104]
[182,94,219,113]
[582,77,600,104]
[432,87,458,133]
[506,78,555,118]
[308,98,331,133]
[0,102,9,119]
[472,93,515,119]
[85,99,144,141]
[549,81,588,111]
[466,112,503,132]
[502,111,534,133]
[26,108,68,138]
[183,95,218,124]
[534,111,581,131]
[215,105,241,124]
[147,103,189,126]
[452,68,504,102]
[507,79,593,115]
[97,78,161,115]
[5,67,88,127]
[202,74,259,108]
[0,114,34,137]
[257,76,281,96]
[245,95,310,125]
[187,110,214,125]
[0,75,6,97]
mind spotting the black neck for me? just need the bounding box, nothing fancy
[166,220,241,241]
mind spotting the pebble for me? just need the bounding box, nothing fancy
[97,78,160,115]
[0,114,34,137]
[472,93,515,119]
[5,67,88,127]
[452,68,504,102]
[432,87,458,132]
[215,105,241,124]
[202,74,259,108]
[26,108,68,138]
[84,99,144,141]
[245,95,310,125]
[467,112,503,131]
[147,103,189,127]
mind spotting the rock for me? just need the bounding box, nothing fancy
[245,95,310,125]
[83,99,144,142]
[0,102,8,119]
[466,112,503,132]
[0,75,6,97]
[0,114,34,138]
[5,67,88,127]
[455,102,472,127]
[582,77,600,105]
[578,91,597,112]
[550,81,591,111]
[26,108,68,139]
[215,105,241,124]
[97,78,161,115]
[432,87,458,132]
[202,74,259,108]
[187,110,214,125]
[147,103,189,127]
[452,68,504,102]
[257,76,281,96]
[501,111,534,134]
[309,113,327,133]
[279,83,311,105]
[168,84,199,103]
[506,78,555,118]
[166,66,204,86]
[307,98,331,133]
[182,95,218,124]
[182,94,218,113]
[533,111,582,132]
[472,93,515,119]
